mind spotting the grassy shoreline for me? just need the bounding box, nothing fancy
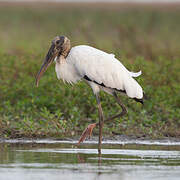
[0,3,180,139]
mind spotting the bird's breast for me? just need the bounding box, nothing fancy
[55,61,81,84]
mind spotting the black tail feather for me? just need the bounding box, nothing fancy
[133,98,144,104]
[133,92,148,105]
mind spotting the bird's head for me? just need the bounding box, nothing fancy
[35,36,70,87]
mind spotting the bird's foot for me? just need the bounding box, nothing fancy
[77,123,97,145]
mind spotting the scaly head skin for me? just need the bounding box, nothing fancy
[35,36,71,87]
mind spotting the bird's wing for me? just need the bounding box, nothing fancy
[69,45,143,99]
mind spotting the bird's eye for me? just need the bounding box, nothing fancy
[56,40,60,44]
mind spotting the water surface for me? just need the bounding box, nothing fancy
[0,139,180,180]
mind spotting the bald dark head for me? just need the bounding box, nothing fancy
[35,36,71,87]
[52,36,65,48]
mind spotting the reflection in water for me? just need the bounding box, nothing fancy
[77,152,102,165]
[77,153,85,163]
[0,140,180,180]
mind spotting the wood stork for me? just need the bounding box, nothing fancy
[36,36,145,153]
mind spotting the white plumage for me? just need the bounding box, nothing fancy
[55,45,143,100]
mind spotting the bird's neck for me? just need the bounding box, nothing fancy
[61,48,71,58]
[56,45,71,64]
[61,40,71,58]
[56,55,66,64]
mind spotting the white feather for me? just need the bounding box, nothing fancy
[55,58,81,84]
[55,45,143,99]
[129,70,142,77]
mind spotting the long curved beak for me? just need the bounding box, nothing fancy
[35,44,57,87]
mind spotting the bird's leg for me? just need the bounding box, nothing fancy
[104,92,127,124]
[78,92,126,147]
[77,93,104,154]
[78,123,97,144]
[95,93,104,154]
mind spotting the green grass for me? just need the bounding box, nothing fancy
[0,3,180,138]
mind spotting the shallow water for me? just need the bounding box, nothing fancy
[0,139,180,180]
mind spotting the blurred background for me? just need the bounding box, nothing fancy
[0,0,179,139]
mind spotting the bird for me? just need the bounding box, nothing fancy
[36,35,145,154]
